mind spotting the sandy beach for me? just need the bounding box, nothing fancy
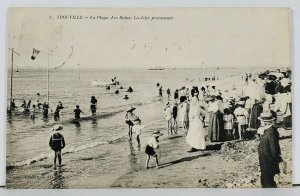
[111,123,292,188]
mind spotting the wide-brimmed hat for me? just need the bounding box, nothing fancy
[205,97,214,102]
[127,107,136,112]
[258,112,275,122]
[53,124,63,131]
[152,130,163,137]
[238,101,245,105]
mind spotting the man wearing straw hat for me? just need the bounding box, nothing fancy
[257,112,282,188]
[49,124,65,169]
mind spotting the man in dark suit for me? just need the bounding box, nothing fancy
[258,112,282,188]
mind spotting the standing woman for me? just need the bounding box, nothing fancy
[90,96,97,115]
[174,89,179,101]
[171,102,178,134]
[249,99,263,131]
[163,102,172,135]
[207,96,224,142]
[178,96,189,132]
[186,95,207,152]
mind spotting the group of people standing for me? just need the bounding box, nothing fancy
[11,94,100,122]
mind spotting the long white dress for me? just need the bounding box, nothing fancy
[186,97,206,150]
[178,102,188,122]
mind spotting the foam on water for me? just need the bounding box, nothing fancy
[7,118,164,168]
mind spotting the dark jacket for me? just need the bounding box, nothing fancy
[49,133,65,151]
[258,125,282,176]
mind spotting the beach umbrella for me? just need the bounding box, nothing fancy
[242,83,265,101]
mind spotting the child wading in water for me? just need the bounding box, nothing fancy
[132,118,144,148]
[74,105,84,120]
[30,104,37,119]
[145,130,163,169]
[49,124,65,169]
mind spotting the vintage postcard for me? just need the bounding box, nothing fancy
[6,8,292,188]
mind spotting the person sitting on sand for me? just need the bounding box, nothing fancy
[115,89,120,94]
[120,86,123,89]
[145,130,163,169]
[49,124,65,169]
[106,86,110,90]
[74,105,84,120]
[132,118,144,148]
[125,107,139,140]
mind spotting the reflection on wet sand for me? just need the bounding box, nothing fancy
[50,168,66,189]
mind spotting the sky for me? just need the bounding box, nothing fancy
[8,7,292,69]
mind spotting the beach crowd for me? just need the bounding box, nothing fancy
[134,67,291,188]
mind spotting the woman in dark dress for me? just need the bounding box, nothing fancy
[249,100,263,130]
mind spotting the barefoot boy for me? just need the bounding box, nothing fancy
[49,124,65,169]
[132,118,144,147]
[145,130,163,169]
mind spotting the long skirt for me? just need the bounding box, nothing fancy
[249,104,263,130]
[282,103,292,129]
[186,117,206,150]
[208,112,224,142]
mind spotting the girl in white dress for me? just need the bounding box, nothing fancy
[163,102,172,135]
[178,98,189,132]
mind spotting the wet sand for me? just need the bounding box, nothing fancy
[110,124,292,188]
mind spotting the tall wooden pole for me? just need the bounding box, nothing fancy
[9,48,14,115]
[47,51,50,103]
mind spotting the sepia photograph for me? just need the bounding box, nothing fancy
[6,7,292,188]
